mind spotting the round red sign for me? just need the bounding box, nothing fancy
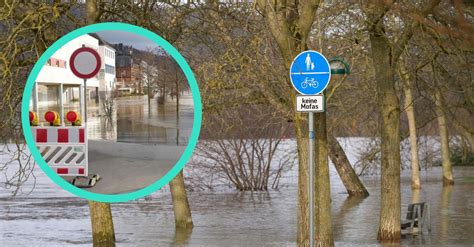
[69,47,101,79]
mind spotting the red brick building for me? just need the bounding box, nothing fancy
[114,43,143,94]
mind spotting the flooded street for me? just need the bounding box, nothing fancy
[87,93,194,146]
[1,154,473,246]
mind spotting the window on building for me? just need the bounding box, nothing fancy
[36,84,59,125]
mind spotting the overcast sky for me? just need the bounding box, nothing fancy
[94,30,160,51]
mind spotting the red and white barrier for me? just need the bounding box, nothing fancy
[31,127,88,176]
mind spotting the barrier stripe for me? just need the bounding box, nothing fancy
[32,127,88,177]
[57,129,68,143]
[36,129,47,143]
[32,128,85,143]
[79,129,84,143]
[55,167,86,175]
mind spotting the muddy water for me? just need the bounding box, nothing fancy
[87,94,194,145]
[1,163,473,246]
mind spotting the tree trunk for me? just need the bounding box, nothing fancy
[294,110,310,246]
[314,112,334,246]
[404,85,421,189]
[400,62,421,189]
[86,0,98,24]
[169,171,194,228]
[88,201,116,246]
[411,187,420,203]
[85,3,116,245]
[434,89,454,186]
[328,135,369,197]
[369,34,401,242]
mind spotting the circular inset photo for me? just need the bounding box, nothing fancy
[21,23,201,202]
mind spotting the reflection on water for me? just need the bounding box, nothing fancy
[439,185,452,245]
[87,94,193,146]
[1,166,473,246]
[173,227,193,246]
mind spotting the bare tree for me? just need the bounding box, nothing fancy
[361,0,440,241]
[399,58,421,189]
[433,63,454,185]
[0,0,77,194]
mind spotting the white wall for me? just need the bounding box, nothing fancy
[36,34,100,88]
[98,45,116,93]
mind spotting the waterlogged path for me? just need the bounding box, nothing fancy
[87,93,194,145]
[1,164,473,246]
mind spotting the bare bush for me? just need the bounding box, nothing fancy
[190,105,296,191]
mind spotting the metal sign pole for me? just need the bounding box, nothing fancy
[68,46,101,186]
[309,111,314,247]
[84,79,87,123]
[289,50,331,247]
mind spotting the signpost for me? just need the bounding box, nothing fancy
[70,46,101,124]
[69,46,101,187]
[289,50,331,247]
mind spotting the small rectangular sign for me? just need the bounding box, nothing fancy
[296,95,325,112]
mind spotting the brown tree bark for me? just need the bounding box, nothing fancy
[371,35,402,242]
[364,3,402,239]
[370,34,402,242]
[328,135,369,197]
[88,201,116,246]
[169,171,194,228]
[294,110,310,246]
[314,112,334,246]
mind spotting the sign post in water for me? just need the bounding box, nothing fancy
[289,50,331,247]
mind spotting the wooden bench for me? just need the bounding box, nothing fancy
[401,202,431,235]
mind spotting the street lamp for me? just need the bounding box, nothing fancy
[329,56,350,75]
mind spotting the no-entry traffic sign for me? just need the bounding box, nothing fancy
[69,47,101,79]
[289,50,331,95]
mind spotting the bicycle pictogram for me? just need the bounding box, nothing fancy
[301,78,319,89]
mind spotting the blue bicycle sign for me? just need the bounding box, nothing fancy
[289,51,330,95]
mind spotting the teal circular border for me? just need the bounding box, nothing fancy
[21,23,202,203]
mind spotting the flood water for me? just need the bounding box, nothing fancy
[87,93,194,146]
[1,157,473,246]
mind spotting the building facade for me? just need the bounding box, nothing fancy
[114,43,143,95]
[32,34,115,125]
[97,38,116,99]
